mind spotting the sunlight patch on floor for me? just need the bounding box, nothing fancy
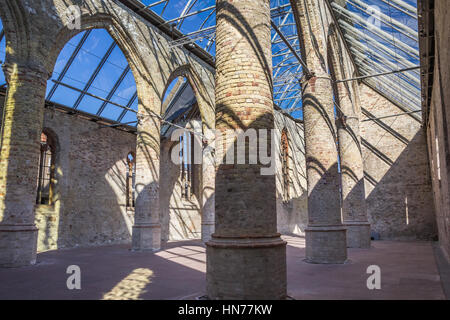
[102,268,154,300]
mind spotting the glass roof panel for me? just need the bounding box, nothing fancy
[0,1,422,125]
[46,29,138,126]
[329,0,421,113]
[0,19,6,86]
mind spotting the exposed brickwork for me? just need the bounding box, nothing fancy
[291,0,347,263]
[160,120,202,242]
[36,108,135,251]
[360,84,436,241]
[207,0,286,299]
[201,121,216,242]
[0,0,441,277]
[328,24,370,248]
[0,64,47,267]
[133,88,162,251]
[274,112,308,235]
[0,0,216,262]
[424,0,450,262]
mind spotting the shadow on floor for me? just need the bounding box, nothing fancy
[0,240,206,300]
[0,237,446,300]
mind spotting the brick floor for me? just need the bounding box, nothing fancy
[0,236,446,300]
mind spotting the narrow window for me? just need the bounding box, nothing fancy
[436,137,441,181]
[281,129,290,201]
[36,132,55,205]
[181,131,193,200]
[126,152,136,208]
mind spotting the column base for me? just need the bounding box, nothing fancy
[305,225,347,264]
[206,235,287,300]
[0,224,38,268]
[201,222,214,243]
[131,224,161,251]
[344,221,371,248]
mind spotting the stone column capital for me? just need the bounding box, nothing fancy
[1,61,51,84]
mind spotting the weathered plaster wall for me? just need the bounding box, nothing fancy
[360,84,436,240]
[2,91,205,249]
[274,110,308,235]
[425,0,450,262]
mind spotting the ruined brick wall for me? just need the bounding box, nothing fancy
[160,138,201,242]
[425,0,450,261]
[360,84,436,240]
[2,90,204,249]
[274,111,308,235]
[292,0,436,241]
[158,110,307,240]
[8,107,136,252]
[0,0,216,258]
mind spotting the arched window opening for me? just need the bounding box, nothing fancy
[46,29,138,126]
[36,131,56,205]
[179,131,195,200]
[162,76,199,124]
[281,128,290,201]
[162,75,200,201]
[126,152,136,208]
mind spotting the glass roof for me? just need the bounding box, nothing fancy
[0,0,421,125]
[144,0,305,118]
[0,19,5,87]
[329,0,421,113]
[46,29,139,125]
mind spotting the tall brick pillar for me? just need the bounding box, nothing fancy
[291,0,347,263]
[132,94,161,251]
[201,124,215,242]
[336,84,370,248]
[0,63,48,267]
[206,0,287,299]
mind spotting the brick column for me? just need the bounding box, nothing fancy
[336,87,370,248]
[132,94,161,251]
[206,0,286,299]
[0,63,48,267]
[201,124,214,242]
[291,0,347,263]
